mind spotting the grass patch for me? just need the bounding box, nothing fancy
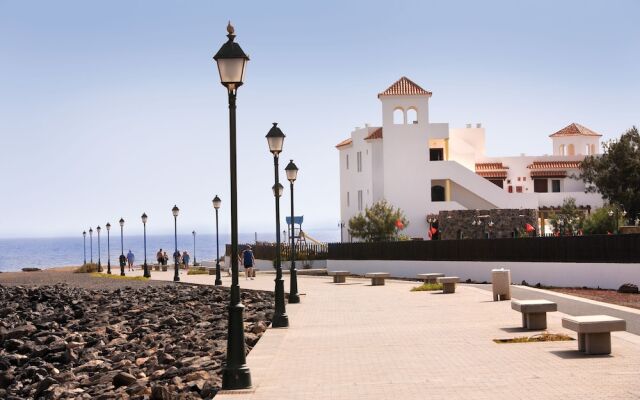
[187,268,209,275]
[494,332,574,344]
[75,263,100,273]
[90,272,149,281]
[411,282,443,292]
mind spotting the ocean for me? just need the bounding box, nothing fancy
[0,230,339,272]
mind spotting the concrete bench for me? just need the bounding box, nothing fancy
[417,273,445,284]
[511,300,557,330]
[562,315,626,355]
[328,270,350,283]
[365,272,390,286]
[436,277,460,293]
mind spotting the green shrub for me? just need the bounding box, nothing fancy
[187,268,208,275]
[89,272,149,281]
[410,282,443,292]
[75,263,99,273]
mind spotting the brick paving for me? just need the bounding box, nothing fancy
[132,268,640,399]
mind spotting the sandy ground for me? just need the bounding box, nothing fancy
[0,268,172,289]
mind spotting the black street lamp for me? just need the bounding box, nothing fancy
[142,213,150,278]
[213,195,223,286]
[285,159,300,304]
[119,218,125,276]
[89,228,93,264]
[106,223,112,274]
[96,226,102,272]
[266,123,289,328]
[82,231,87,265]
[214,21,252,390]
[192,230,197,266]
[172,205,180,282]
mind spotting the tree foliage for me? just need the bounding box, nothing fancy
[582,206,621,235]
[348,200,409,242]
[580,126,640,224]
[548,197,583,235]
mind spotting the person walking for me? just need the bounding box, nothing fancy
[241,245,255,280]
[156,249,163,266]
[163,251,169,266]
[126,250,135,272]
[182,251,190,271]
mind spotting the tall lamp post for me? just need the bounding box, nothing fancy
[142,213,150,278]
[285,159,300,304]
[172,206,180,282]
[214,21,252,390]
[89,228,93,264]
[119,218,125,276]
[106,223,111,274]
[266,122,289,327]
[213,195,223,286]
[82,231,87,265]
[338,222,345,242]
[192,230,197,266]
[96,226,102,272]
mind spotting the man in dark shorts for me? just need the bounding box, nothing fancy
[241,246,255,280]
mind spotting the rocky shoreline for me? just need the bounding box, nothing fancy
[0,283,274,399]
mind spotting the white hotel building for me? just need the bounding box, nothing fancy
[336,77,604,239]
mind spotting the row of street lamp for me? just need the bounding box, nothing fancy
[83,23,300,391]
[83,201,228,283]
[82,24,296,390]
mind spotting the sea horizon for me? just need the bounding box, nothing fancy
[0,230,340,272]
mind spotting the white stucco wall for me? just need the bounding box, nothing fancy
[326,259,640,289]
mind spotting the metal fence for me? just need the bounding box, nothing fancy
[225,242,328,261]
[326,234,640,263]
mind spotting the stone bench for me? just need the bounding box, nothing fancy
[562,315,626,355]
[436,277,460,293]
[511,300,557,330]
[365,272,390,286]
[328,270,350,283]
[417,273,445,284]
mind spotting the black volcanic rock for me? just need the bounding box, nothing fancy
[0,283,274,399]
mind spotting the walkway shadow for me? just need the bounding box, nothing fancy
[322,282,362,286]
[550,350,612,359]
[500,327,531,333]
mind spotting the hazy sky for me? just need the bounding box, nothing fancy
[1,0,638,238]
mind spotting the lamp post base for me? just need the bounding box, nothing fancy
[272,278,289,328]
[97,262,102,273]
[215,263,223,285]
[143,263,150,278]
[222,300,252,390]
[289,268,300,304]
[221,365,252,390]
[288,293,300,304]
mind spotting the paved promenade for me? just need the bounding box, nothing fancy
[133,268,640,399]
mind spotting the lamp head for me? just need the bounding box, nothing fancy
[266,123,285,155]
[213,22,249,91]
[212,195,222,210]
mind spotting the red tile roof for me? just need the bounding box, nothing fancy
[378,77,432,98]
[527,161,581,169]
[530,170,568,178]
[475,162,509,171]
[549,123,602,138]
[364,127,383,140]
[477,171,507,178]
[335,138,352,148]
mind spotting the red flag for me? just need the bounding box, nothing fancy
[525,223,535,233]
[395,219,404,229]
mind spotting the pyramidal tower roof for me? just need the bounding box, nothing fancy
[549,123,602,138]
[378,76,432,98]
